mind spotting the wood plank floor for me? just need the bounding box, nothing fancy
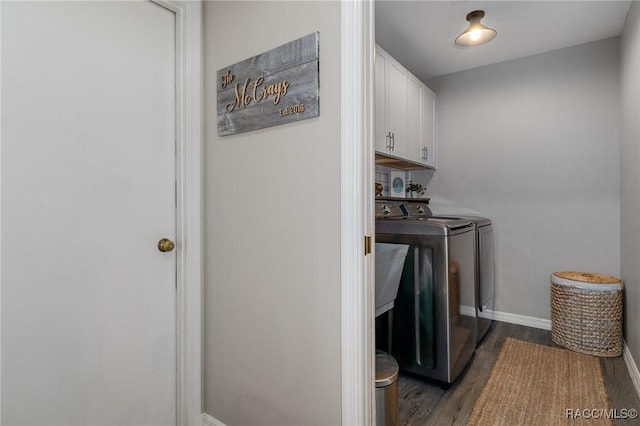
[396,321,640,425]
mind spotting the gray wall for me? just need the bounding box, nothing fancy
[621,1,640,376]
[203,2,342,425]
[426,38,621,320]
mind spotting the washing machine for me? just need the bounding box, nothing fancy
[375,201,477,384]
[402,202,495,343]
[468,217,494,342]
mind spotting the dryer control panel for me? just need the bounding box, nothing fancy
[375,201,404,218]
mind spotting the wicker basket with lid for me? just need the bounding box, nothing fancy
[550,271,623,357]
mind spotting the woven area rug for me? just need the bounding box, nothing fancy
[467,338,612,425]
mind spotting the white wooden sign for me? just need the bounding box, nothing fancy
[217,32,320,136]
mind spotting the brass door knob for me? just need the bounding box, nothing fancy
[158,238,175,253]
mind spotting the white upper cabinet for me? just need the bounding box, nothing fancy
[374,49,389,154]
[385,57,408,158]
[375,44,437,169]
[375,46,407,157]
[422,85,437,169]
[406,74,423,164]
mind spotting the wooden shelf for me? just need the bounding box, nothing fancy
[375,152,432,170]
[375,196,430,204]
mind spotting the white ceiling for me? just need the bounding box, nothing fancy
[375,0,632,81]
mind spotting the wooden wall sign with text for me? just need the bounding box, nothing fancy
[217,32,320,136]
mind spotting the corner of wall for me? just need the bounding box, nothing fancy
[623,341,640,400]
[202,413,228,426]
[620,0,640,399]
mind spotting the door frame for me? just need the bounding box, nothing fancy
[340,0,375,424]
[151,1,203,424]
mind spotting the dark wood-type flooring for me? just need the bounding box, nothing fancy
[397,321,640,425]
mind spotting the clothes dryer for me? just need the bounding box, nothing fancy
[376,202,477,384]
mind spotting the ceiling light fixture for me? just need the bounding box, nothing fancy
[455,10,497,47]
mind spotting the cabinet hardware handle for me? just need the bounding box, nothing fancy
[421,146,428,160]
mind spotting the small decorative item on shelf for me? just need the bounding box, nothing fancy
[389,171,406,198]
[406,181,426,198]
[375,182,384,197]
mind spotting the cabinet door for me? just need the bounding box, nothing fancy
[374,48,390,153]
[386,57,407,158]
[407,75,425,165]
[422,86,437,169]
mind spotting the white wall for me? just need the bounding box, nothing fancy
[621,1,640,375]
[203,2,342,425]
[425,38,621,320]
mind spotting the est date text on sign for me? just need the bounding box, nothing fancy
[217,32,320,136]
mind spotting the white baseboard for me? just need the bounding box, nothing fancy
[202,413,228,426]
[488,309,552,330]
[623,341,640,400]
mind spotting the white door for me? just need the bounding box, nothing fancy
[2,1,177,424]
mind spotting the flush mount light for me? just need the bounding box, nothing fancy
[455,10,497,47]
